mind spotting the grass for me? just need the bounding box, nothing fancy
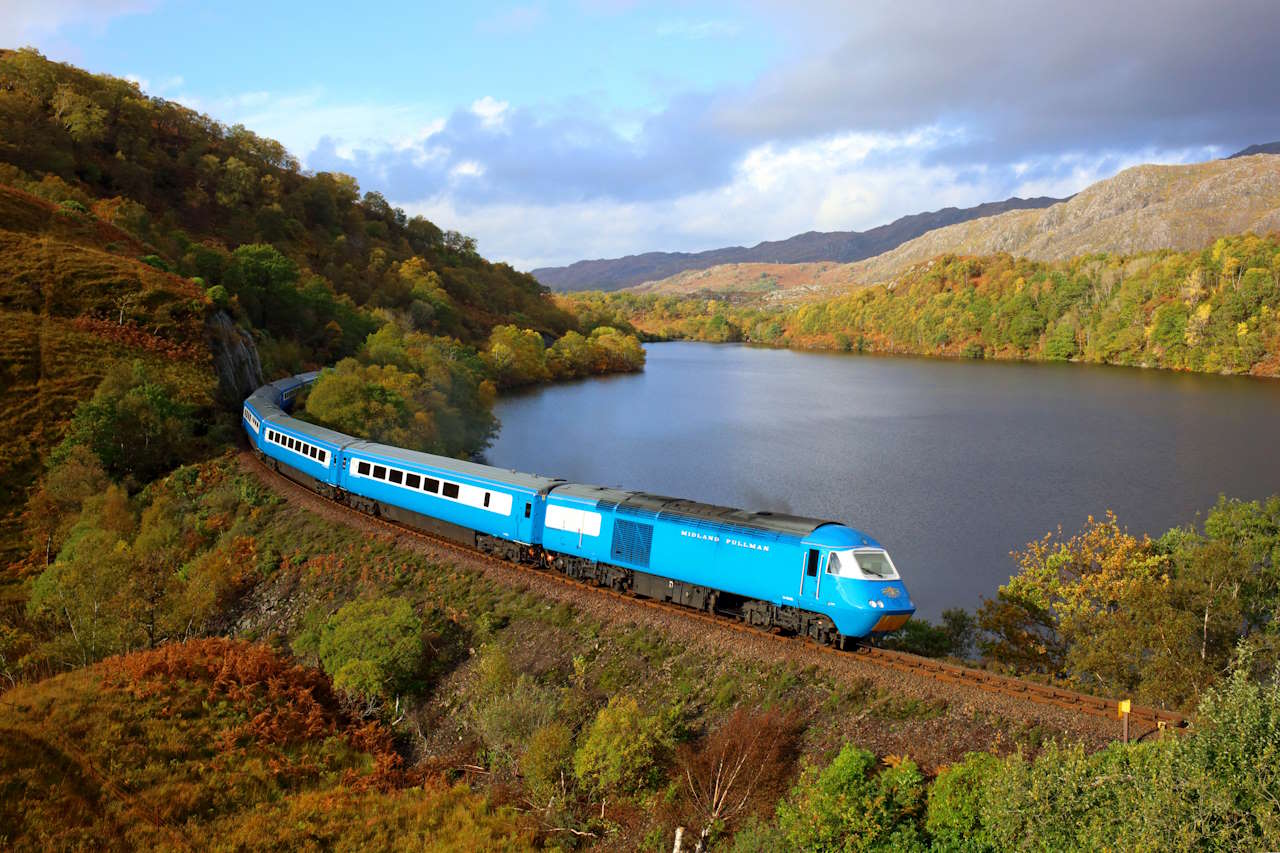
[0,186,215,567]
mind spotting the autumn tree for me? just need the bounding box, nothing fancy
[484,325,551,388]
[676,708,800,850]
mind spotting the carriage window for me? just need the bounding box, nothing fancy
[442,482,459,499]
[425,478,439,494]
[524,503,532,519]
[373,465,387,480]
[483,492,491,508]
[309,446,319,459]
[806,549,819,577]
[357,461,370,476]
[389,469,403,485]
[405,473,421,489]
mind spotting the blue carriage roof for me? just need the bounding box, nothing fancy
[347,440,564,493]
[551,483,835,538]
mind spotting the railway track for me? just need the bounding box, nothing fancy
[248,453,1189,738]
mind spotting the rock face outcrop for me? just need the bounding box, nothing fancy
[205,310,263,406]
[842,154,1280,286]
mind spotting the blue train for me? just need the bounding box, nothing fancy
[243,373,915,645]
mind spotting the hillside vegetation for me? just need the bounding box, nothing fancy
[6,454,1279,850]
[0,48,643,564]
[0,637,532,851]
[5,48,1280,851]
[570,233,1280,376]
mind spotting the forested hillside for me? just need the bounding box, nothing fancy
[569,233,1280,376]
[0,48,642,564]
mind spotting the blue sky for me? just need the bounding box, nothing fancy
[8,1,1280,269]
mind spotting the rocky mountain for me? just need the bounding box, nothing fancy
[835,154,1280,288]
[1229,141,1280,158]
[531,195,1062,291]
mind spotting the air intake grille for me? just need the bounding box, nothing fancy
[611,519,653,567]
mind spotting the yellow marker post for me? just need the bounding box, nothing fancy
[1118,699,1131,743]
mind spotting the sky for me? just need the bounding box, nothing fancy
[7,0,1280,270]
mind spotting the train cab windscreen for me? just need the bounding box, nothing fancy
[827,549,899,580]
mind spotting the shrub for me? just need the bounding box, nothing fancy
[775,745,926,852]
[472,673,559,774]
[521,721,574,801]
[677,708,802,848]
[294,596,424,710]
[924,752,1004,852]
[573,695,671,796]
[206,284,230,307]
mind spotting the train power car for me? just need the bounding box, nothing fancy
[539,486,913,645]
[246,372,915,645]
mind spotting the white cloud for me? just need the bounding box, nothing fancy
[0,0,154,43]
[470,96,510,129]
[450,160,485,178]
[399,134,1212,270]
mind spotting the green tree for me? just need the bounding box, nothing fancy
[27,487,138,667]
[53,361,195,486]
[294,596,424,710]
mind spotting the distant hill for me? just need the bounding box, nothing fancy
[531,196,1063,291]
[837,154,1280,288]
[1229,141,1280,157]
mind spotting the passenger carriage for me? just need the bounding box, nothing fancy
[337,442,562,551]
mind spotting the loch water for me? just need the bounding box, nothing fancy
[487,342,1280,620]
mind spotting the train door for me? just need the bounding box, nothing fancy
[517,494,536,543]
[799,547,821,602]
